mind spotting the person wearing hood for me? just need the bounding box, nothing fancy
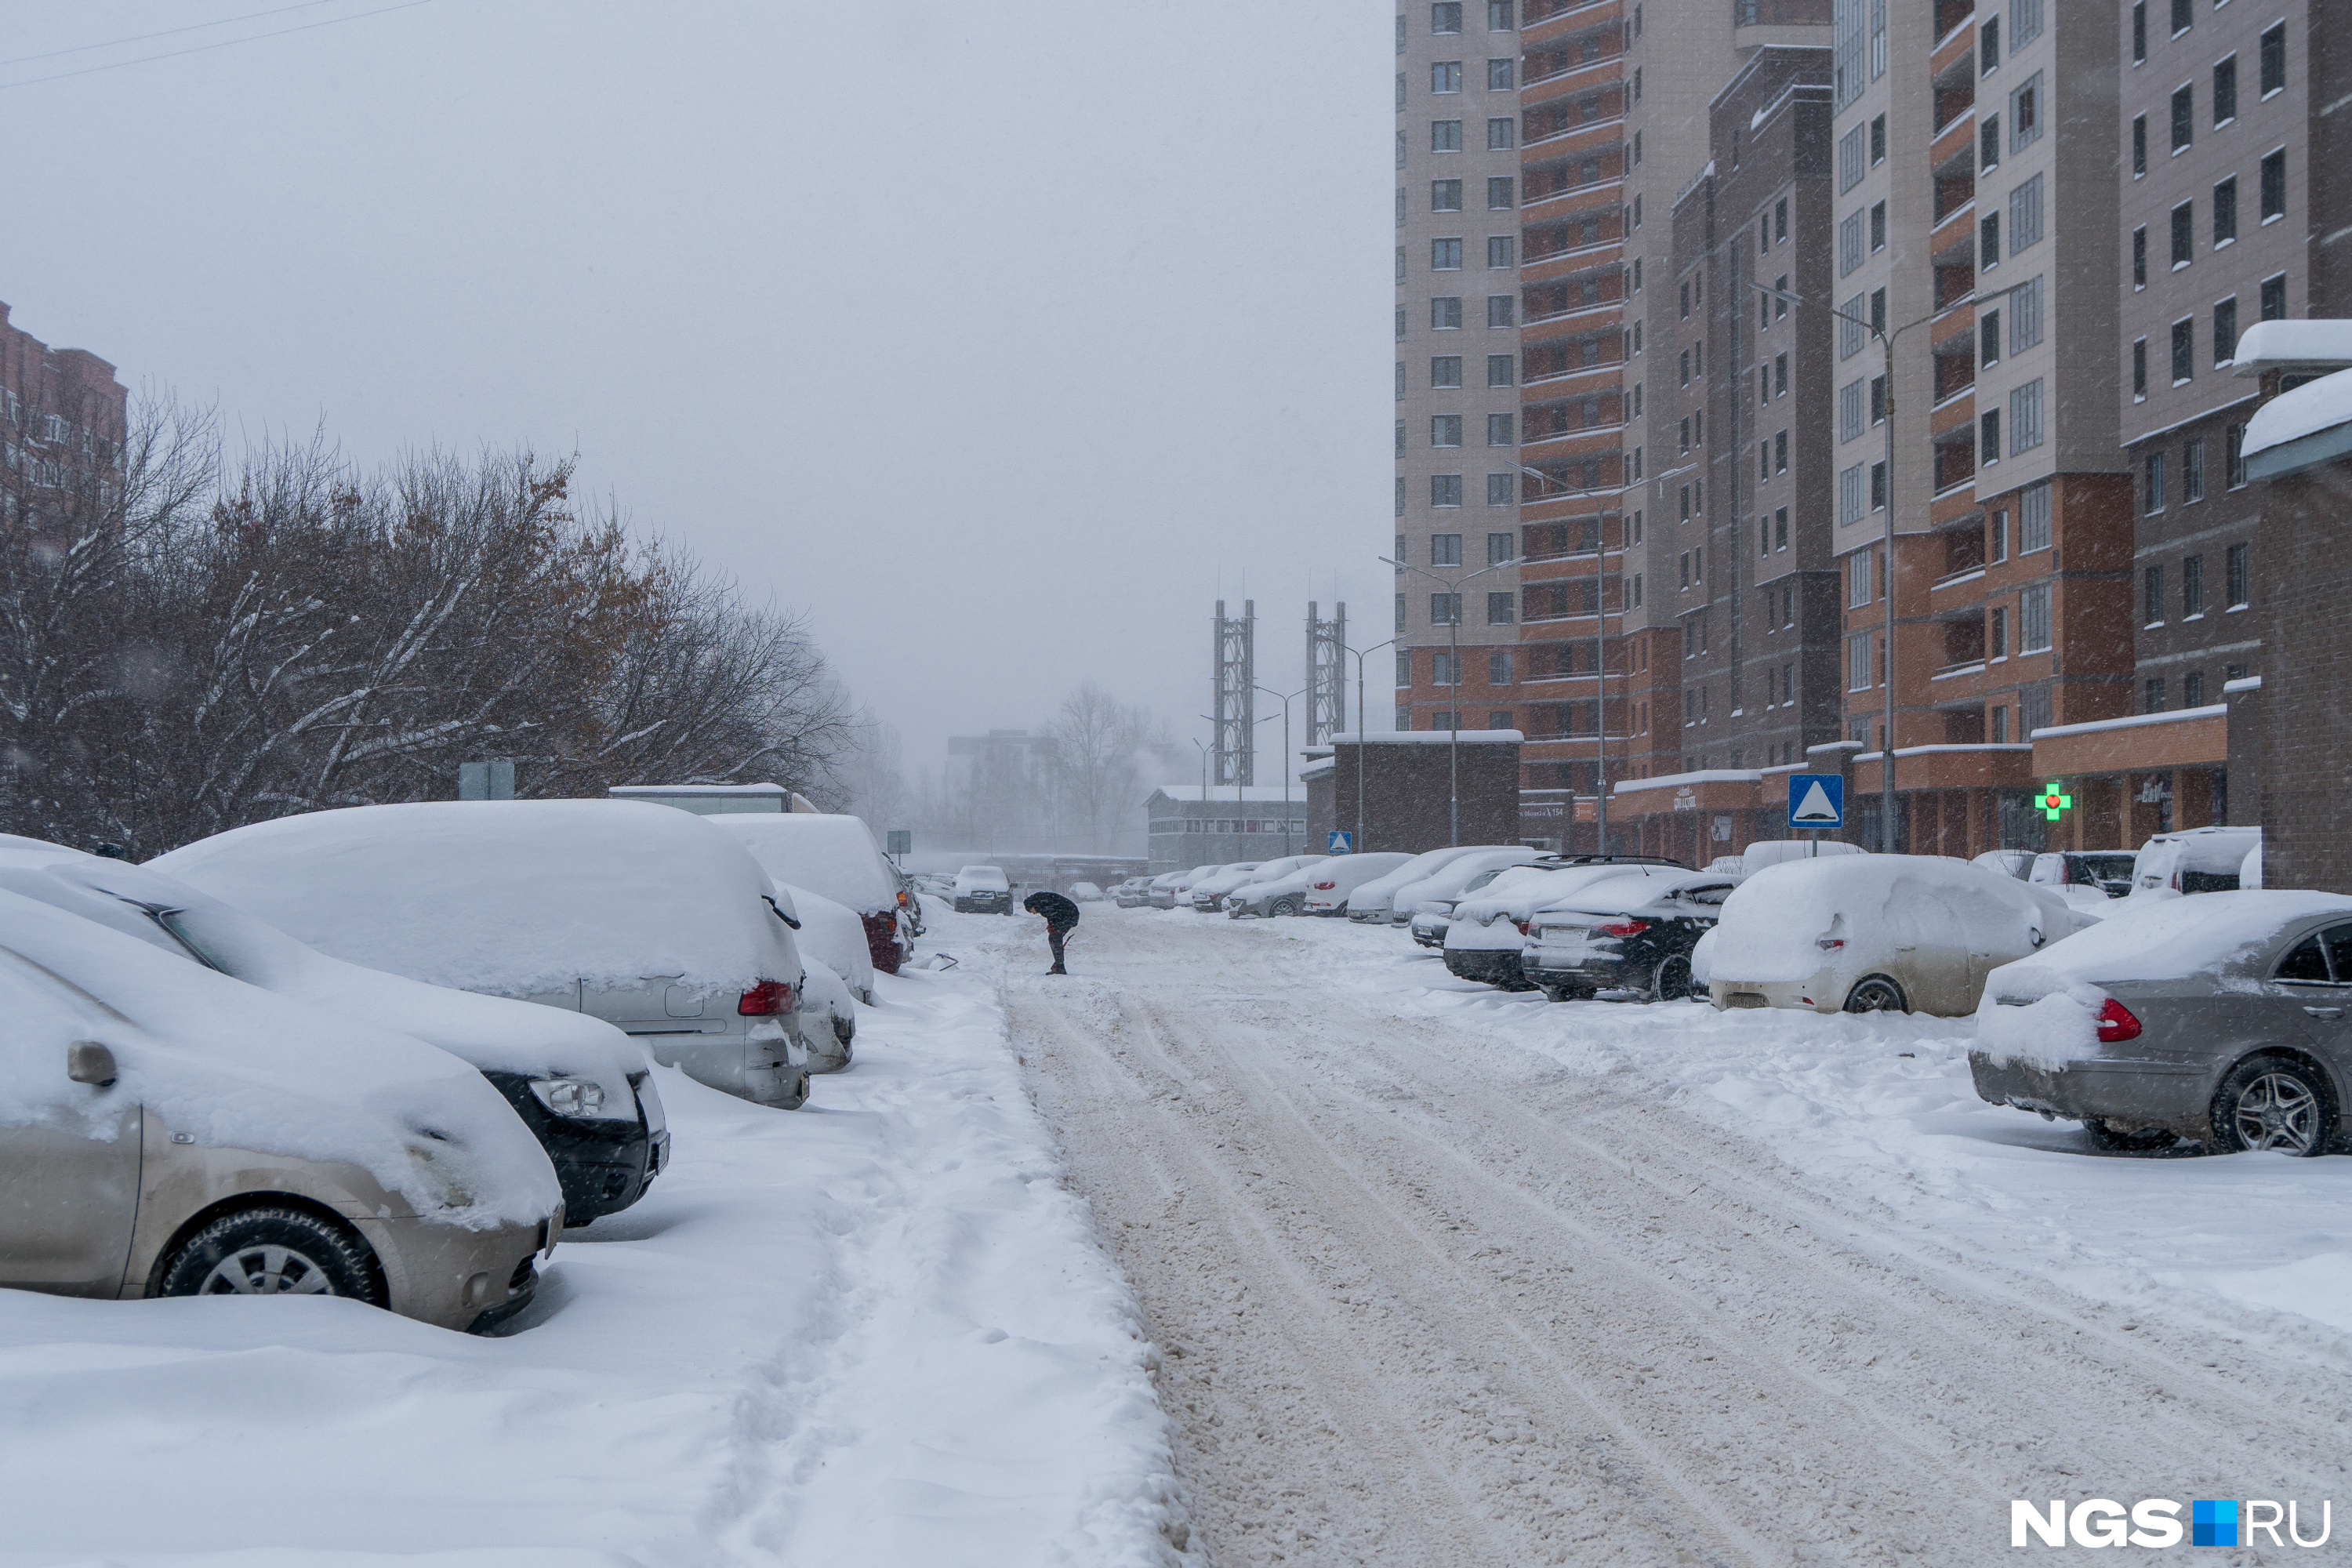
[1022,888,1081,975]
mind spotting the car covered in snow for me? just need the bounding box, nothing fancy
[152,800,814,1110]
[1299,851,1414,916]
[795,951,858,1074]
[1185,861,1269,910]
[1704,854,2096,1016]
[1069,880,1106,902]
[711,814,913,974]
[0,885,561,1331]
[0,838,666,1225]
[768,880,876,1004]
[1221,855,1334,918]
[2129,826,2261,898]
[1342,845,1493,924]
[1145,869,1192,909]
[2030,851,2137,900]
[1521,869,1738,1002]
[1392,848,1551,934]
[1970,891,2352,1155]
[1113,876,1156,907]
[1737,839,1861,875]
[951,865,1014,913]
[1443,859,1696,987]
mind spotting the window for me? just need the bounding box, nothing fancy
[1871,459,1887,509]
[2009,379,2044,454]
[2214,55,2238,124]
[2132,226,2147,288]
[2132,114,2147,177]
[2131,1,2147,63]
[1982,15,2001,71]
[1431,592,1463,625]
[1487,531,1512,564]
[2009,176,2043,254]
[1775,430,1788,474]
[1433,238,1463,269]
[1839,211,1864,276]
[2261,149,2286,223]
[1489,648,1514,684]
[2183,440,2206,504]
[1431,355,1463,388]
[1840,464,1864,524]
[1432,60,1462,93]
[1870,0,1886,78]
[1486,413,1514,446]
[1982,310,2002,367]
[1487,116,1515,150]
[2010,275,2043,354]
[1432,2,1463,33]
[2226,424,2248,488]
[2213,176,2238,246]
[1487,235,1515,267]
[1982,212,2002,270]
[2020,583,2051,652]
[1481,352,1514,388]
[1434,649,1459,686]
[2009,74,2042,153]
[2260,22,2285,98]
[1432,120,1464,152]
[1432,178,1464,212]
[2132,336,2148,397]
[1981,409,2002,464]
[1839,294,1867,358]
[2171,84,2192,153]
[1991,508,2008,561]
[2213,297,2238,367]
[1847,632,1874,691]
[1870,201,1886,252]
[2183,671,2205,708]
[1991,606,2007,659]
[1847,547,1873,608]
[2019,480,2051,551]
[2144,564,2165,626]
[1488,176,1515,209]
[2261,273,2287,321]
[1486,590,1515,625]
[2145,450,2166,511]
[1397,477,1408,516]
[1775,352,1788,397]
[2021,684,2051,736]
[1432,532,1464,566]
[1487,471,1515,504]
[2227,542,2249,606]
[1396,305,1407,339]
[2169,0,2189,33]
[1983,114,2002,172]
[1776,507,1789,550]
[1991,706,2008,742]
[1432,473,1465,505]
[1397,245,1406,280]
[1838,125,1866,191]
[1487,293,1515,328]
[2171,316,2194,383]
[2145,677,2167,714]
[1781,277,1794,319]
[1432,296,1463,329]
[1487,56,1514,89]
[2170,201,2193,266]
[1396,594,1407,633]
[1488,0,1514,29]
[2013,0,2042,48]
[1871,113,1886,165]
[1839,379,1864,441]
[2183,551,2205,615]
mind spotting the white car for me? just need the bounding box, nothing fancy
[1740,839,1863,874]
[795,952,858,1073]
[1221,856,1333,917]
[151,800,814,1109]
[951,865,1014,913]
[1300,852,1415,916]
[1444,864,1671,988]
[1705,854,2098,1015]
[1523,869,1741,1002]
[2030,850,2137,900]
[1394,848,1552,933]
[2130,826,2261,898]
[1113,877,1156,907]
[1145,869,1193,909]
[1343,846,1493,924]
[711,814,912,975]
[771,881,877,1003]
[1186,861,1269,910]
[1069,880,1106,902]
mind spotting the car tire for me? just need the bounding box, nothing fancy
[1842,975,1909,1014]
[1653,955,1693,1002]
[157,1204,384,1305]
[2082,1117,2176,1154]
[1272,896,1303,917]
[2209,1054,2333,1156]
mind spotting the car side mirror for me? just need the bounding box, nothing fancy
[67,1041,118,1087]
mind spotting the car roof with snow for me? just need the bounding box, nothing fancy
[1534,868,1737,917]
[710,814,900,913]
[1708,853,2092,984]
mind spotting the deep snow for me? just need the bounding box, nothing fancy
[0,955,1189,1568]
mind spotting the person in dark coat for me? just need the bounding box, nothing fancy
[1022,889,1081,975]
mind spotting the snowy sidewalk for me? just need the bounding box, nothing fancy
[0,957,1188,1568]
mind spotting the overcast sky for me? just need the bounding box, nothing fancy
[0,0,1390,785]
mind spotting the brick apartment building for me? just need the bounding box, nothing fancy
[1,299,129,525]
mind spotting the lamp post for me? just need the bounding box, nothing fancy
[1254,683,1305,857]
[1380,552,1521,846]
[1754,281,1974,853]
[1513,463,1617,855]
[1341,635,1398,854]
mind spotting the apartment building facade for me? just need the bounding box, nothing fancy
[1395,2,1536,751]
[0,299,129,528]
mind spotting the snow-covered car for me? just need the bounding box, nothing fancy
[951,865,1014,913]
[2030,851,2136,900]
[1069,880,1105,902]
[1443,863,1657,987]
[711,814,912,974]
[769,881,877,1004]
[1343,846,1494,924]
[1738,839,1860,874]
[796,953,858,1074]
[1522,869,1739,1002]
[1971,891,2352,1155]
[1185,861,1269,910]
[1973,848,2036,880]
[151,800,813,1110]
[1222,856,1334,917]
[1704,854,2097,1016]
[2130,826,2261,898]
[0,838,665,1225]
[1392,848,1550,929]
[1113,876,1156,907]
[1145,869,1192,909]
[1300,851,1414,916]
[0,886,561,1331]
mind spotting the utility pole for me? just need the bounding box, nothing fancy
[1344,637,1396,855]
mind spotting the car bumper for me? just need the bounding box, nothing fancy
[633,1029,808,1107]
[1524,949,1642,994]
[1708,976,1836,1013]
[365,1210,556,1334]
[953,896,1010,913]
[1968,1051,2214,1137]
[1443,946,1525,985]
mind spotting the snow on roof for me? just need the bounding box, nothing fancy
[2028,703,2227,741]
[1326,731,1523,745]
[1299,759,1336,779]
[2242,364,2352,477]
[2229,318,2352,377]
[1148,786,1306,804]
[609,782,788,796]
[708,813,900,913]
[1612,768,1762,797]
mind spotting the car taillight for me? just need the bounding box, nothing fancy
[738,979,795,1015]
[1817,937,1846,950]
[1312,881,1336,890]
[2096,997,2141,1043]
[1515,920,1533,935]
[897,890,910,907]
[1593,919,1649,938]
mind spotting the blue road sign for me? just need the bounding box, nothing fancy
[1327,829,1354,853]
[1788,773,1844,829]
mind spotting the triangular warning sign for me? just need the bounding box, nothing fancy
[1791,782,1838,822]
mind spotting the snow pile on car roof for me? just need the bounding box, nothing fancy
[1709,854,2090,984]
[1990,890,2352,996]
[773,880,875,996]
[711,814,900,913]
[1454,863,1656,926]
[0,887,557,1226]
[151,800,797,999]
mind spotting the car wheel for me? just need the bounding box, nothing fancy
[1653,955,1693,1002]
[1842,975,1909,1014]
[2082,1117,2177,1154]
[157,1204,383,1305]
[1272,896,1303,917]
[2210,1055,2333,1156]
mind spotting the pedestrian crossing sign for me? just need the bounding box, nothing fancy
[1788,773,1844,829]
[1327,830,1353,853]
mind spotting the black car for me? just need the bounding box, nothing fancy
[1520,872,1737,1002]
[480,1068,666,1223]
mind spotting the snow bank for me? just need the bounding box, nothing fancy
[151,800,799,1000]
[0,887,557,1228]
[712,813,902,915]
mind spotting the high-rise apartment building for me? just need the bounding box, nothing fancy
[1395,2,1534,751]
[0,300,129,528]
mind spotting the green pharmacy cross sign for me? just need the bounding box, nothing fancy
[2036,781,2073,822]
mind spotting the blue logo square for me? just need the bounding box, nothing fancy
[2192,1500,2238,1548]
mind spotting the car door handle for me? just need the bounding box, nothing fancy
[2305,1006,2344,1021]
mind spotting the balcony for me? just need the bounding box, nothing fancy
[1523,85,1626,147]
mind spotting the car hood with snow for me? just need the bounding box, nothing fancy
[1341,846,1490,920]
[1391,848,1548,917]
[1445,865,1660,950]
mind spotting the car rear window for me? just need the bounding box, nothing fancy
[2323,924,2352,982]
[2278,934,2331,982]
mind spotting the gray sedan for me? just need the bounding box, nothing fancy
[1971,891,2352,1155]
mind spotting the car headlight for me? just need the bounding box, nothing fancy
[529,1076,606,1117]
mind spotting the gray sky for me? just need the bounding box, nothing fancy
[0,0,1391,783]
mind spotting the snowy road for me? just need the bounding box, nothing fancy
[1005,907,2352,1566]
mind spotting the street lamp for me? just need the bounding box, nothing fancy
[1254,683,1305,856]
[1755,280,1975,853]
[1341,635,1398,855]
[1379,550,1520,847]
[1514,463,1616,855]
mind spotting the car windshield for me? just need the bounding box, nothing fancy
[2072,854,2135,880]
